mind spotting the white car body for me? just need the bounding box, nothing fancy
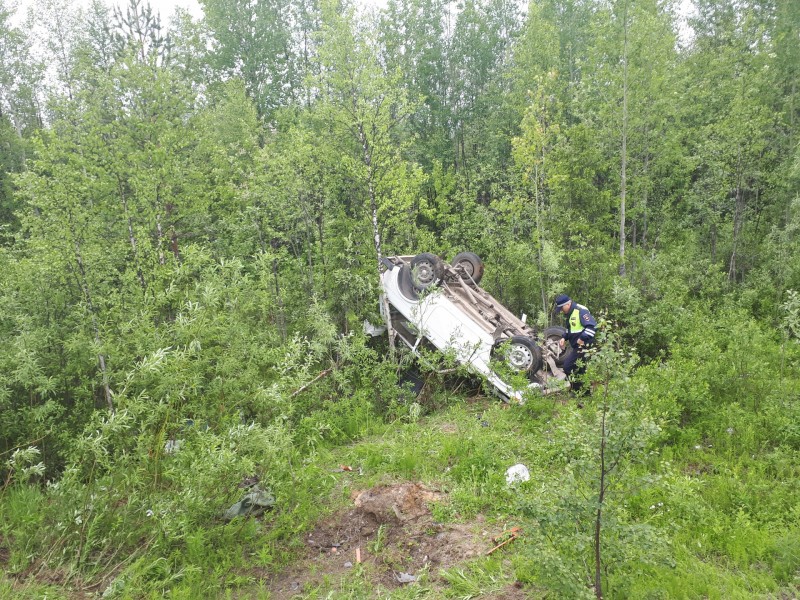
[379,256,554,401]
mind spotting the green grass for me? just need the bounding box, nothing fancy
[439,558,512,598]
[0,577,73,600]
[3,381,799,598]
[286,390,799,599]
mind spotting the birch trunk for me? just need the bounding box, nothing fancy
[619,0,629,277]
[359,123,396,355]
[594,398,607,599]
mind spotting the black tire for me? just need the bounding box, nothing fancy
[398,366,425,401]
[410,252,444,291]
[396,265,420,301]
[499,335,543,376]
[543,326,568,367]
[451,251,484,285]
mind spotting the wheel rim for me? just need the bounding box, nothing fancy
[508,343,534,371]
[415,260,435,285]
[456,260,474,278]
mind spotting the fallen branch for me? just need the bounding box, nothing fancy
[486,527,522,555]
[290,368,333,398]
[433,367,462,375]
[0,434,48,458]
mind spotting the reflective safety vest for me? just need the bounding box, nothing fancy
[568,306,585,334]
[565,303,597,347]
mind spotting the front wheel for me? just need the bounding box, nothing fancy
[498,335,543,376]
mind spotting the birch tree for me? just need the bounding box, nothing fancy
[314,0,420,351]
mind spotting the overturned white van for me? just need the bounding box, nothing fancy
[378,252,569,402]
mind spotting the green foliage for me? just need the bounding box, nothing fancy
[439,558,510,598]
[2,446,44,488]
[782,289,800,341]
[514,331,668,597]
[1,0,800,596]
[202,0,312,119]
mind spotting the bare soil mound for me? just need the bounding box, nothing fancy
[266,482,489,598]
[352,481,443,523]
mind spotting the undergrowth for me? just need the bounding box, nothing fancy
[1,303,799,598]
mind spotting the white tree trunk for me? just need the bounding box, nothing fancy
[619,0,629,277]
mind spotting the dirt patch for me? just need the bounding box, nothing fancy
[482,582,535,599]
[3,563,95,599]
[0,540,9,568]
[266,482,490,599]
[439,422,458,434]
[353,482,443,523]
[684,461,713,476]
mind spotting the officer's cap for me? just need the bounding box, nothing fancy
[555,294,571,307]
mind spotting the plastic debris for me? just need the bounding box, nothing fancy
[505,463,530,485]
[164,439,183,454]
[101,577,125,597]
[344,561,353,568]
[222,485,275,521]
[395,572,417,584]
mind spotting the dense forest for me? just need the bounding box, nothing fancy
[1,0,799,597]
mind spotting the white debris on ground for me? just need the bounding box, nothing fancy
[505,464,530,485]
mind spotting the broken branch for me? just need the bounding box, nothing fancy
[289,368,333,398]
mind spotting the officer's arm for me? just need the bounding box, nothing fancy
[579,310,597,343]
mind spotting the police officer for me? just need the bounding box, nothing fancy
[554,294,597,393]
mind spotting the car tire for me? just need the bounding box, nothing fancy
[398,365,425,400]
[451,251,484,285]
[501,335,543,376]
[410,252,444,291]
[543,326,568,367]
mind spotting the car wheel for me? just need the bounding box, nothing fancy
[410,252,444,291]
[398,365,425,401]
[502,335,543,375]
[451,251,484,285]
[543,326,567,367]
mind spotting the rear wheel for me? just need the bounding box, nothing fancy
[410,252,444,291]
[498,335,543,376]
[451,251,484,285]
[543,326,567,367]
